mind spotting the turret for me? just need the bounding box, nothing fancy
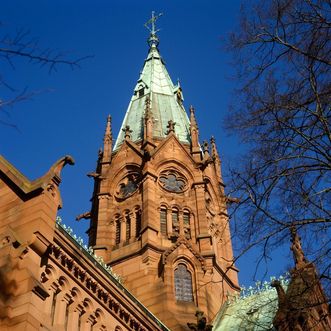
[210,136,222,183]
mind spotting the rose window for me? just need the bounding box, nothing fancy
[159,170,187,193]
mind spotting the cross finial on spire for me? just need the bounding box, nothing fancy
[166,120,176,134]
[145,11,163,47]
[122,125,133,140]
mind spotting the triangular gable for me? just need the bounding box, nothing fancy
[111,139,144,164]
[162,236,206,272]
[151,133,198,168]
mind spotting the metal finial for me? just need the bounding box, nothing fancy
[166,120,176,134]
[144,11,163,47]
[122,125,133,140]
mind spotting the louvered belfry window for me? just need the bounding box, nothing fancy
[135,210,141,237]
[115,219,121,245]
[183,211,191,239]
[125,214,131,242]
[174,264,194,302]
[172,209,179,236]
[160,208,167,235]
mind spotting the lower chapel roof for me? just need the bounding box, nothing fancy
[213,279,288,330]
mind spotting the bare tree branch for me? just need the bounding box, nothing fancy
[226,0,331,301]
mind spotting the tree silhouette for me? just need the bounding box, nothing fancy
[0,22,90,126]
[226,0,330,297]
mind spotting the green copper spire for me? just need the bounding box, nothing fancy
[113,13,191,150]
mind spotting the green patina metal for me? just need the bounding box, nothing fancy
[114,14,191,150]
[212,278,289,331]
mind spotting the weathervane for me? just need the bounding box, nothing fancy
[144,11,163,47]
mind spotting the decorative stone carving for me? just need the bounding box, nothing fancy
[159,170,187,193]
[205,191,216,215]
[187,310,212,331]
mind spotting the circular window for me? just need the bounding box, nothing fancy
[159,170,187,193]
[116,173,140,199]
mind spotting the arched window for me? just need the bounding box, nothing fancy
[115,219,121,245]
[160,208,167,235]
[172,208,179,236]
[125,214,131,242]
[174,264,193,302]
[183,210,191,239]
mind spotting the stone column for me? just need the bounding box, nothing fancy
[81,314,96,331]
[130,211,136,243]
[141,172,158,244]
[120,216,126,245]
[193,182,212,252]
[67,304,84,331]
[179,211,184,236]
[166,208,172,236]
[53,292,71,328]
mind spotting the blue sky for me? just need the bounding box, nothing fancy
[1,1,290,287]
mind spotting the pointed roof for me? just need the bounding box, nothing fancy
[114,23,191,150]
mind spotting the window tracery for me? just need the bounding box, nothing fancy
[116,173,140,199]
[159,170,187,193]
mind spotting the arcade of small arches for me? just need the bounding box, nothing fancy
[113,208,142,247]
[45,245,153,331]
[40,271,129,331]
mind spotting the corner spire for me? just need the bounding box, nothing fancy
[144,11,163,47]
[290,226,307,269]
[102,115,112,162]
[210,136,220,161]
[210,136,222,183]
[190,106,200,161]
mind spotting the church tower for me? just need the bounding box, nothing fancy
[87,13,239,330]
